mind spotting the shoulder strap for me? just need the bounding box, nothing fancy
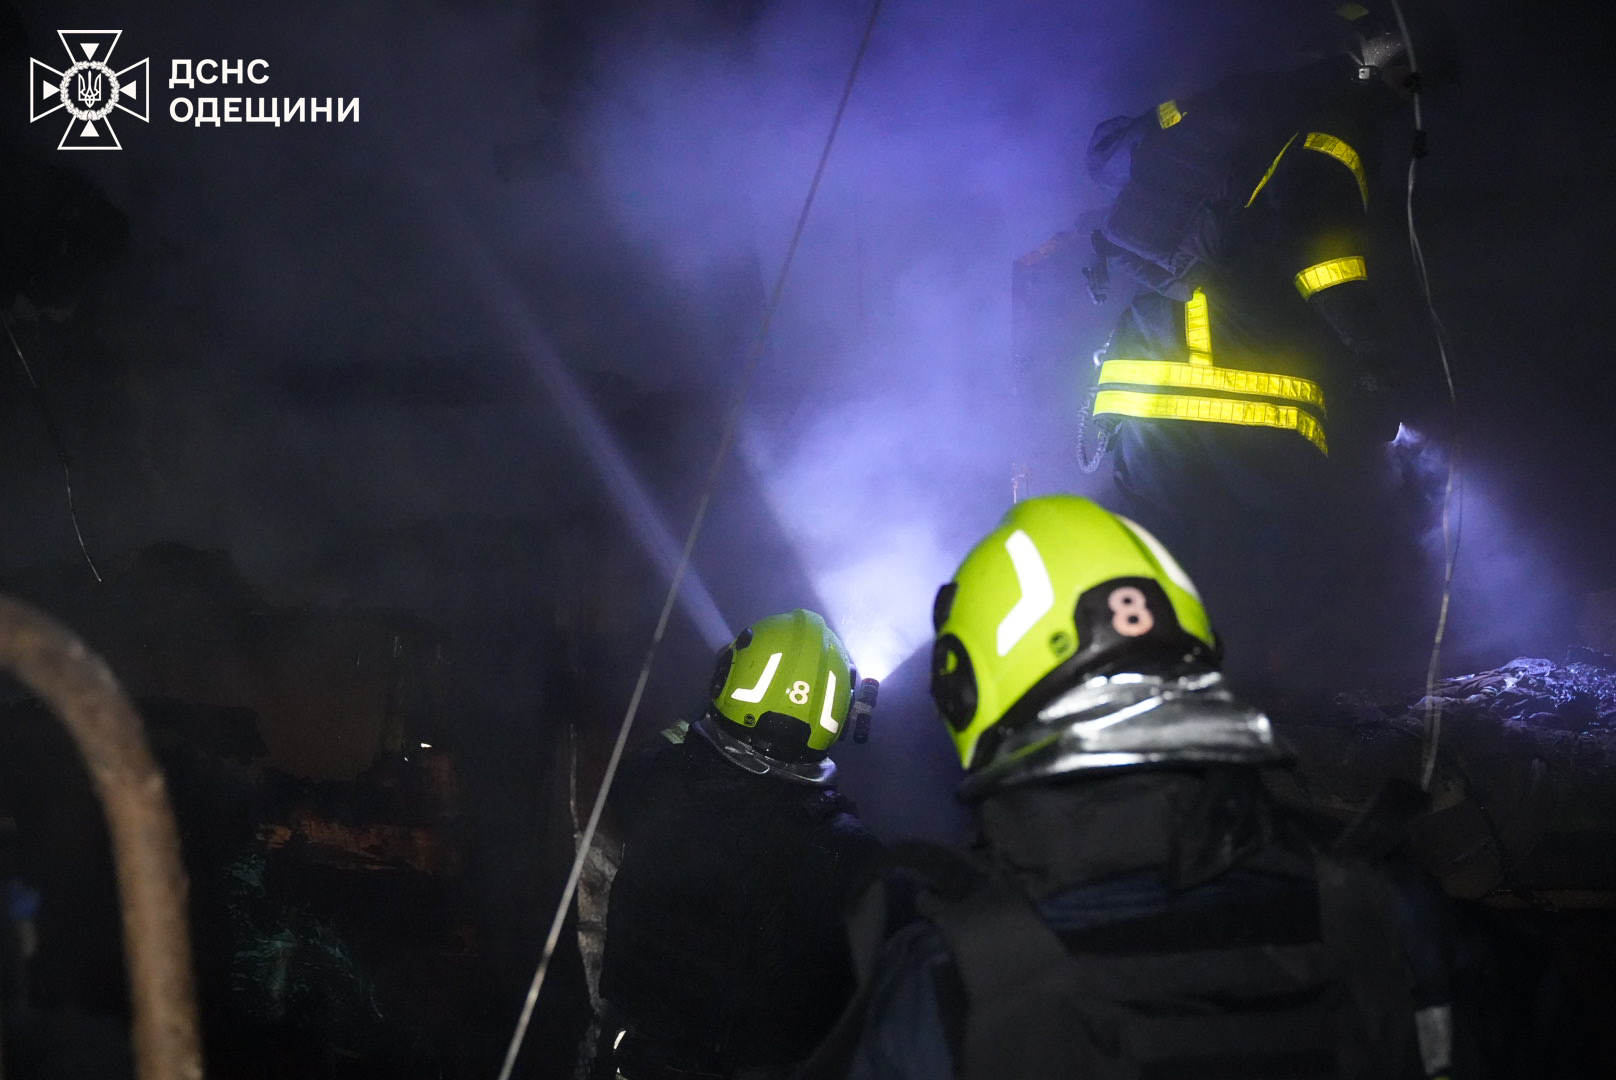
[841,841,985,986]
[843,841,1090,1078]
[1317,847,1480,1079]
[1325,778,1468,1077]
[925,877,1090,1080]
[789,840,989,1080]
[1316,853,1420,1077]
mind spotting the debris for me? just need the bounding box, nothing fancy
[1271,655,1616,903]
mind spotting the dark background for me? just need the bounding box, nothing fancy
[1,0,1613,1076]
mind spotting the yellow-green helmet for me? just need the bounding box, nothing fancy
[707,609,856,762]
[931,496,1218,770]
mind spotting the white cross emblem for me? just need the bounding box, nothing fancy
[30,31,149,150]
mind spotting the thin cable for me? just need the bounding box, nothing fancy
[2,313,102,583]
[1385,0,1462,790]
[1388,0,1425,148]
[494,5,884,1076]
[1412,151,1463,791]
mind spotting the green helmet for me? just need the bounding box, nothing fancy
[707,609,855,763]
[931,496,1219,770]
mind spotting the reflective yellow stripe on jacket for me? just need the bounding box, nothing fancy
[1096,359,1326,408]
[1302,132,1368,208]
[1246,131,1368,209]
[1294,256,1367,299]
[1094,289,1330,454]
[1093,390,1328,453]
[1184,287,1213,363]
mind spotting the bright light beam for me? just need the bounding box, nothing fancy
[808,545,939,681]
[743,415,948,680]
[432,216,732,652]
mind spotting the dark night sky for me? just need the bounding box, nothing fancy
[3,0,1615,817]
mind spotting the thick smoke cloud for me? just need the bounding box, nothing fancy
[579,0,1311,675]
[10,0,1609,697]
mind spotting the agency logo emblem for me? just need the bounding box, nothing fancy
[30,30,149,150]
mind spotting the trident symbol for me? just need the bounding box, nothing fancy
[77,71,103,108]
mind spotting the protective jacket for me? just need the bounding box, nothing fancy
[1089,58,1397,457]
[601,730,882,1077]
[806,769,1549,1080]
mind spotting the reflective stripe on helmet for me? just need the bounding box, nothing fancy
[728,651,783,702]
[819,670,840,733]
[995,530,1055,656]
[1116,515,1202,602]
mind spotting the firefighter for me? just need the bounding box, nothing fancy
[802,495,1573,1079]
[1080,4,1444,698]
[598,609,881,1080]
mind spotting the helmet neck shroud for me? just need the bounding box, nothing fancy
[959,668,1281,801]
[694,713,839,787]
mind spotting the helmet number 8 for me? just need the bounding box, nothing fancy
[1108,586,1154,637]
[787,680,812,705]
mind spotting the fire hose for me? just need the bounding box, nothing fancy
[0,596,202,1080]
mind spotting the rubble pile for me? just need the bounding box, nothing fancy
[1411,650,1616,740]
[1271,651,1616,903]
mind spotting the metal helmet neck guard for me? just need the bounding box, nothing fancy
[693,714,839,787]
[958,670,1282,799]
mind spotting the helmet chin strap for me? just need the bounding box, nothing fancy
[693,714,839,787]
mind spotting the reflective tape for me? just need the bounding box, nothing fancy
[1245,131,1366,209]
[729,651,783,702]
[1245,133,1298,207]
[1098,359,1326,409]
[1303,132,1369,207]
[1094,390,1328,453]
[819,670,840,733]
[1156,99,1184,128]
[1294,255,1368,298]
[996,530,1055,656]
[1184,287,1213,363]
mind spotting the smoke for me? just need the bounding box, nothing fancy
[1388,423,1577,678]
[577,0,1309,678]
[5,0,1324,651]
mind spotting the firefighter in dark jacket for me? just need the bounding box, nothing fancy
[1082,6,1433,695]
[600,609,882,1080]
[820,495,1561,1080]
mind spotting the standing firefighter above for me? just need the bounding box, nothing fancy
[1078,3,1449,696]
[597,609,882,1080]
